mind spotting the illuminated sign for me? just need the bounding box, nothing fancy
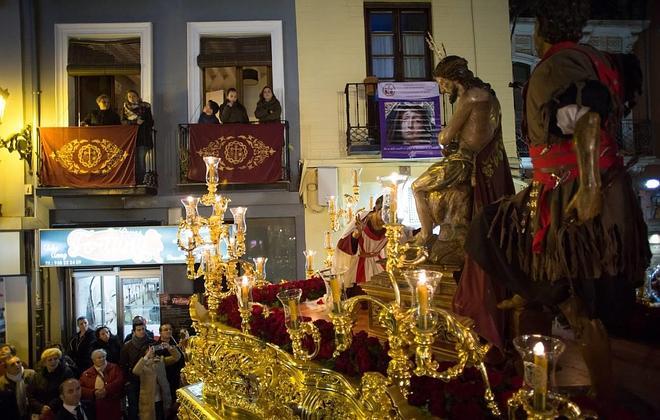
[39,226,187,267]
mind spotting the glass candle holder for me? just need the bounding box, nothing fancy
[277,288,302,329]
[253,257,268,280]
[203,156,220,184]
[403,269,443,329]
[181,196,200,221]
[230,207,247,233]
[323,230,333,249]
[513,335,566,411]
[377,172,408,224]
[235,275,253,309]
[322,273,345,314]
[303,249,316,277]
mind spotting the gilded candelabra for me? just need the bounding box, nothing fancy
[323,172,501,417]
[177,156,265,322]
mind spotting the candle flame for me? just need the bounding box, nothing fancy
[533,341,545,356]
[241,276,249,287]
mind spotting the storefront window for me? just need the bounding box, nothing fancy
[244,217,296,282]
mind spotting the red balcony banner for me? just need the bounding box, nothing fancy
[39,126,137,187]
[187,123,284,183]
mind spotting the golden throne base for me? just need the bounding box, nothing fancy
[176,321,433,420]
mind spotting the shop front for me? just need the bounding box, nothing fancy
[39,226,187,341]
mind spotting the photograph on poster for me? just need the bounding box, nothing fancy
[384,101,436,145]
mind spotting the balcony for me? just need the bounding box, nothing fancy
[344,82,451,155]
[36,126,158,197]
[177,121,291,191]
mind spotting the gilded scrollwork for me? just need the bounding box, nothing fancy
[50,138,128,174]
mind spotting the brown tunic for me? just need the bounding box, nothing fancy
[466,45,650,322]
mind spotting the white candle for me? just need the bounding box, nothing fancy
[532,342,548,410]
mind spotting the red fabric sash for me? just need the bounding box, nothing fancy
[529,42,623,253]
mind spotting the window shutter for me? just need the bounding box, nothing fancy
[197,36,272,68]
[67,38,141,76]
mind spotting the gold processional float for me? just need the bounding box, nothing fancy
[175,158,583,419]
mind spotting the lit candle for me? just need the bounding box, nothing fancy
[324,231,332,249]
[416,273,429,317]
[533,342,548,411]
[369,195,374,210]
[352,169,359,187]
[329,276,342,309]
[288,300,298,324]
[327,196,336,214]
[240,276,250,307]
[254,257,267,278]
[304,250,316,271]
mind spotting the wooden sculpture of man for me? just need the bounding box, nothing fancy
[411,52,513,266]
[466,0,649,398]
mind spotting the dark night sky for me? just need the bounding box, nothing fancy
[510,0,648,20]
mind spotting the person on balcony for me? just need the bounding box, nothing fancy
[121,89,154,185]
[197,100,220,124]
[254,86,282,123]
[219,88,249,124]
[82,94,121,126]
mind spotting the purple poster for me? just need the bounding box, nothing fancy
[378,82,442,159]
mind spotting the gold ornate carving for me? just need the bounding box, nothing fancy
[197,135,276,172]
[178,321,405,419]
[50,138,128,174]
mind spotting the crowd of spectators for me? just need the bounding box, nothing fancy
[0,315,189,420]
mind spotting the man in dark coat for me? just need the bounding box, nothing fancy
[82,94,121,126]
[68,316,96,374]
[198,100,220,124]
[120,319,155,420]
[0,355,36,420]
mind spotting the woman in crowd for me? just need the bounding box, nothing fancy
[132,345,177,420]
[67,317,95,374]
[79,349,124,420]
[82,94,121,126]
[254,86,281,123]
[29,347,75,417]
[90,326,122,364]
[121,89,154,184]
[219,88,249,123]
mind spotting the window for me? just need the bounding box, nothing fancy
[365,4,432,81]
[55,23,152,127]
[198,36,272,120]
[186,21,285,123]
[68,38,141,126]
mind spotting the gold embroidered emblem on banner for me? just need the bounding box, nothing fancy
[50,138,128,175]
[198,135,275,171]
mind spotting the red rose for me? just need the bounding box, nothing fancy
[317,341,335,360]
[427,391,447,417]
[355,346,372,374]
[450,401,485,420]
[487,368,504,388]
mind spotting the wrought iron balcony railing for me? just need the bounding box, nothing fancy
[344,82,452,155]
